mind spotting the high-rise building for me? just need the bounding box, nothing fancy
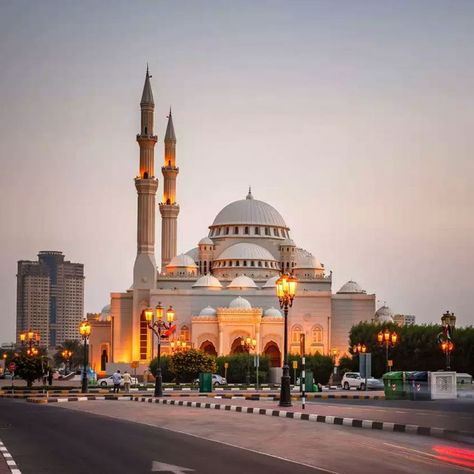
[16,251,84,348]
[393,314,416,326]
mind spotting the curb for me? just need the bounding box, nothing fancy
[26,395,133,404]
[130,396,474,445]
[0,439,22,474]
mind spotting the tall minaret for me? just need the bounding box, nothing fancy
[159,109,180,271]
[133,66,158,289]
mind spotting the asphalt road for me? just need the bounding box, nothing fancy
[0,399,318,474]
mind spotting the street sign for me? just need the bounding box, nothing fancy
[292,360,298,369]
[388,359,393,368]
[8,362,16,372]
[224,362,229,369]
[131,361,139,369]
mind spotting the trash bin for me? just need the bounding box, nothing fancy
[199,373,213,393]
[383,371,408,400]
[304,370,315,392]
[408,371,430,401]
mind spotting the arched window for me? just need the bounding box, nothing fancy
[180,325,190,341]
[225,227,229,235]
[265,227,270,236]
[291,325,303,345]
[244,226,249,235]
[140,311,149,360]
[255,227,260,235]
[312,325,323,344]
[234,227,239,234]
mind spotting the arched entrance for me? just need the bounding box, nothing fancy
[230,337,247,354]
[264,341,281,367]
[200,340,217,357]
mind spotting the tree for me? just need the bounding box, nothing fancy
[12,353,49,388]
[288,353,334,385]
[168,349,216,383]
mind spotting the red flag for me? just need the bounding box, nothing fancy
[163,325,177,338]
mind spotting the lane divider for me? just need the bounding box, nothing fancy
[0,439,22,474]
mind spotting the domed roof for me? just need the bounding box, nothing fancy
[338,280,366,294]
[212,191,287,228]
[198,306,217,317]
[295,249,323,269]
[199,237,214,246]
[263,307,282,317]
[263,275,279,288]
[229,296,252,309]
[185,247,199,262]
[375,305,394,323]
[166,254,198,268]
[227,274,258,289]
[99,304,111,321]
[216,243,276,262]
[192,274,222,289]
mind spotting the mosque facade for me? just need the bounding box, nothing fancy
[88,70,386,375]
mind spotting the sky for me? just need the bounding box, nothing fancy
[0,0,473,342]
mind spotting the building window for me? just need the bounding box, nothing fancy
[180,325,190,341]
[312,325,323,344]
[250,261,255,266]
[264,262,268,267]
[236,261,240,267]
[255,227,260,235]
[258,261,262,267]
[291,325,303,344]
[225,227,229,235]
[215,228,221,236]
[234,227,239,234]
[140,311,148,360]
[265,227,270,236]
[273,228,279,236]
[243,260,247,266]
[244,226,249,235]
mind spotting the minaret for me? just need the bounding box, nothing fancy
[133,66,158,289]
[159,108,180,271]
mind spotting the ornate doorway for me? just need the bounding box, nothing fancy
[200,340,217,357]
[264,341,281,367]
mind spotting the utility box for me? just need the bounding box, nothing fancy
[199,373,213,393]
[430,371,457,400]
[304,370,315,392]
[383,371,408,400]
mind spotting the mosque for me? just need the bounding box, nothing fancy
[88,69,388,376]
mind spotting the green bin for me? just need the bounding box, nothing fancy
[199,373,213,393]
[304,370,315,392]
[383,371,408,400]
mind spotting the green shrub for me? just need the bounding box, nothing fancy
[216,354,270,383]
[169,349,216,383]
[288,353,334,385]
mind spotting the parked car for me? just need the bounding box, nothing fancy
[97,375,138,387]
[193,374,227,386]
[0,370,13,380]
[341,372,384,390]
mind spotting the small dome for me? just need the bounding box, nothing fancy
[229,296,252,309]
[375,305,394,323]
[199,237,214,246]
[263,276,279,288]
[185,247,199,262]
[280,238,295,247]
[227,274,258,289]
[295,250,323,270]
[99,304,111,321]
[198,306,217,317]
[263,307,282,317]
[192,274,222,289]
[166,254,198,268]
[217,243,276,262]
[338,280,366,294]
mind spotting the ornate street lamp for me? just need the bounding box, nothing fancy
[377,328,398,373]
[440,340,454,370]
[240,336,257,385]
[352,343,367,354]
[62,349,73,375]
[19,331,40,356]
[275,273,297,407]
[79,320,91,393]
[170,340,189,353]
[145,302,175,397]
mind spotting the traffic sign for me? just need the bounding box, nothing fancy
[292,360,298,369]
[131,361,139,369]
[388,359,393,368]
[8,362,16,372]
[224,362,229,369]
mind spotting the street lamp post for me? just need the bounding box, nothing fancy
[19,331,40,356]
[79,320,91,393]
[240,336,257,385]
[377,329,398,373]
[144,302,175,397]
[276,273,297,407]
[440,340,454,370]
[62,349,73,375]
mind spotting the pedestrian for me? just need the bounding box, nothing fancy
[112,369,121,393]
[123,371,131,393]
[48,368,53,386]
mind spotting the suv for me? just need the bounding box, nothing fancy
[194,374,227,386]
[341,372,384,391]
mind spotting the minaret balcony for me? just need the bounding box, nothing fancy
[136,134,158,142]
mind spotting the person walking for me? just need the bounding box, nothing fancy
[123,371,132,393]
[112,369,121,393]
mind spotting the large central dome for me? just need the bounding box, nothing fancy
[211,190,287,228]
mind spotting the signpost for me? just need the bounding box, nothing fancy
[131,361,139,380]
[359,353,372,392]
[300,333,306,410]
[292,360,298,385]
[224,362,229,381]
[253,356,260,390]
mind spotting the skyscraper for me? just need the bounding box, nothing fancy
[16,251,84,348]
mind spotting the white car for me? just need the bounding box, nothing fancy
[97,375,138,387]
[341,372,384,391]
[193,374,227,386]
